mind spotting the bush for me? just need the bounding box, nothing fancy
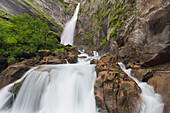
[0,13,62,63]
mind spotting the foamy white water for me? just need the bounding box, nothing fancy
[61,3,80,45]
[78,50,100,64]
[0,52,98,113]
[118,62,164,113]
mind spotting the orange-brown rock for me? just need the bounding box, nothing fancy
[40,56,67,64]
[67,55,78,63]
[131,69,153,82]
[93,53,141,113]
[78,56,87,58]
[148,75,170,113]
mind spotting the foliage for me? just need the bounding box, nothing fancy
[54,48,65,54]
[0,13,63,63]
[99,37,107,46]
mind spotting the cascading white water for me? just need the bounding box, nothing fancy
[0,3,99,113]
[118,62,164,113]
[61,3,80,45]
[0,53,99,113]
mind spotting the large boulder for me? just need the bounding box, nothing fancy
[0,64,30,89]
[148,75,170,113]
[91,53,141,113]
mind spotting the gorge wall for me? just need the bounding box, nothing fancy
[0,0,169,113]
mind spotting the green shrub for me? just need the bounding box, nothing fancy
[0,13,62,63]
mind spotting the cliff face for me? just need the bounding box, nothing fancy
[74,0,170,66]
[0,0,71,34]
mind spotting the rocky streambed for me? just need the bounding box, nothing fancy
[0,49,169,113]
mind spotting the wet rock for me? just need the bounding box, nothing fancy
[148,75,170,113]
[40,56,67,64]
[93,53,141,113]
[0,56,8,73]
[78,56,87,58]
[18,51,36,60]
[38,50,52,57]
[131,69,153,82]
[21,59,40,66]
[67,55,78,63]
[66,46,80,56]
[0,64,30,89]
[10,81,24,96]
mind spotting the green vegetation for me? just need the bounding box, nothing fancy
[0,13,63,63]
[83,0,135,47]
[54,48,65,54]
[18,0,63,33]
[99,37,107,46]
[55,0,68,11]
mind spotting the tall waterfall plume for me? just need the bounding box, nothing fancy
[61,3,80,45]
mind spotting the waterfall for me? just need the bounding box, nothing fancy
[61,3,80,45]
[118,62,164,113]
[0,53,99,113]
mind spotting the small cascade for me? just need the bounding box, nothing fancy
[0,52,99,113]
[78,50,100,64]
[61,3,80,45]
[118,62,164,113]
[11,70,49,113]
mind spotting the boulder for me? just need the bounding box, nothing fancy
[0,64,30,89]
[148,74,170,113]
[39,56,67,64]
[131,69,153,82]
[67,55,78,63]
[93,53,141,113]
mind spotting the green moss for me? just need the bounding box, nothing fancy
[55,0,68,11]
[38,50,51,53]
[107,0,134,39]
[47,31,60,38]
[109,21,120,38]
[99,37,107,46]
[0,9,11,17]
[54,48,65,54]
[83,34,91,40]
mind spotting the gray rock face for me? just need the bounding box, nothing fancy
[119,1,170,66]
[0,0,69,34]
[32,0,71,28]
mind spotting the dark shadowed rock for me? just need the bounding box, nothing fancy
[0,56,8,73]
[0,64,30,89]
[67,55,78,63]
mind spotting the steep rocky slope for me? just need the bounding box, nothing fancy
[0,0,71,34]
